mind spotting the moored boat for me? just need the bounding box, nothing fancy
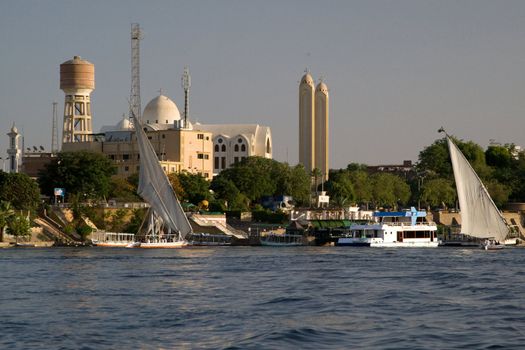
[442,128,512,250]
[127,115,192,248]
[336,207,438,247]
[91,232,135,247]
[260,233,305,246]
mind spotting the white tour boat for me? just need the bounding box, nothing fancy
[337,207,439,247]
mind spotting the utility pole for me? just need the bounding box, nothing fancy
[51,101,59,153]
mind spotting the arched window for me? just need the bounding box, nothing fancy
[221,145,226,152]
[266,139,271,153]
[241,144,246,152]
[214,144,219,152]
[234,144,239,152]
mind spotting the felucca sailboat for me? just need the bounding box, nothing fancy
[440,128,509,249]
[128,116,193,248]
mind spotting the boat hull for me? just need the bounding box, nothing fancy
[370,241,439,248]
[135,241,188,248]
[260,241,304,247]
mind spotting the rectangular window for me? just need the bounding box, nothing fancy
[162,134,166,139]
[204,173,209,178]
[123,154,130,160]
[198,154,204,159]
[124,166,129,172]
[214,157,219,169]
[221,157,226,169]
[234,157,239,163]
[197,134,204,139]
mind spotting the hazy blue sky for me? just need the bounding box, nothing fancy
[1,0,524,169]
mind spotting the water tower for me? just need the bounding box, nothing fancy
[60,56,95,143]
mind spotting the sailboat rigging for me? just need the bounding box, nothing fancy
[440,128,509,249]
[129,115,193,248]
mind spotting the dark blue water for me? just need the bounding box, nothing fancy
[1,247,525,349]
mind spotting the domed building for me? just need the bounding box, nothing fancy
[142,94,181,129]
[60,57,272,179]
[90,92,272,177]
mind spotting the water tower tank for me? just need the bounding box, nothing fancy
[60,56,95,91]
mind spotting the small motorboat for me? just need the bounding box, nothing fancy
[482,239,504,250]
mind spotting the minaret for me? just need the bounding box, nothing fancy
[315,80,329,181]
[6,123,21,173]
[60,56,95,144]
[299,71,315,172]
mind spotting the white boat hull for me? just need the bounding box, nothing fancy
[135,240,188,249]
[260,240,304,247]
[370,241,439,248]
[93,242,130,248]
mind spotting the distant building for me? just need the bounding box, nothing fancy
[299,72,329,180]
[367,160,415,179]
[49,56,273,180]
[193,123,272,175]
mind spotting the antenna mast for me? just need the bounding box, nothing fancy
[181,66,191,128]
[130,23,143,122]
[51,101,59,153]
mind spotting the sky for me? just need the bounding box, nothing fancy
[1,0,524,169]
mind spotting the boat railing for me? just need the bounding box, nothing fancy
[380,221,436,227]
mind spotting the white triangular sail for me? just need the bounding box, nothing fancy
[446,135,508,242]
[134,117,193,239]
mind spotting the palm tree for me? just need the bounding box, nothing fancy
[6,213,31,244]
[0,201,14,242]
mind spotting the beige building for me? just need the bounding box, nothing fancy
[299,72,329,181]
[63,95,214,179]
[58,57,272,180]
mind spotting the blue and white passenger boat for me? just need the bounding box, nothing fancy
[336,207,439,247]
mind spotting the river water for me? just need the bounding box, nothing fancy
[1,246,525,349]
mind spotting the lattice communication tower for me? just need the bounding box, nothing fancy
[130,23,143,121]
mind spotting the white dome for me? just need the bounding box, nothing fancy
[143,94,181,124]
[116,116,132,130]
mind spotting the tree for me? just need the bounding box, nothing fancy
[420,178,456,209]
[347,168,372,206]
[210,176,240,209]
[0,172,40,211]
[326,170,355,207]
[6,213,31,243]
[485,180,511,208]
[486,145,512,168]
[0,201,14,242]
[108,176,140,202]
[176,172,210,205]
[417,138,452,178]
[370,173,411,209]
[167,173,187,200]
[38,151,116,200]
